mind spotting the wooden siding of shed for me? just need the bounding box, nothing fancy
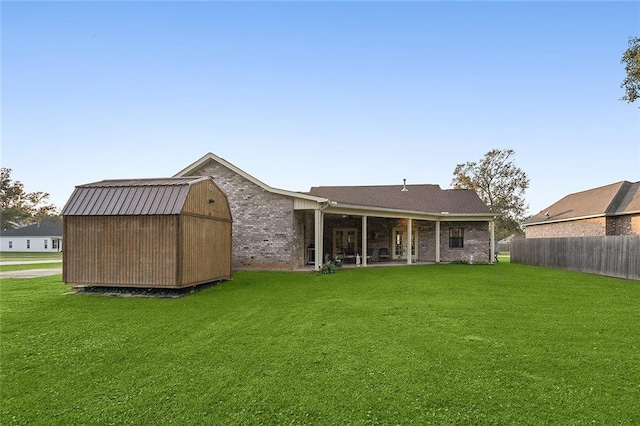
[181,179,232,221]
[179,215,232,286]
[177,179,232,285]
[63,215,179,287]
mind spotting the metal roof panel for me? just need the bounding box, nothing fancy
[62,177,207,216]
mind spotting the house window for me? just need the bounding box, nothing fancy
[52,240,59,249]
[449,228,464,248]
[27,239,30,249]
[44,240,48,249]
[8,241,12,249]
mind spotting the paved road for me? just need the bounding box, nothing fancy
[0,260,62,266]
[0,268,62,278]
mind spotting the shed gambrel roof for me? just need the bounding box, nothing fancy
[308,185,493,215]
[524,181,640,226]
[61,177,211,216]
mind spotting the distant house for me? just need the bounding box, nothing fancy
[497,234,518,252]
[523,181,640,238]
[0,218,63,252]
[175,153,499,269]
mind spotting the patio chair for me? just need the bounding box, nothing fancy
[343,247,356,263]
[378,247,390,262]
[366,248,374,262]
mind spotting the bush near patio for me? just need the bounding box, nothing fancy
[1,264,639,424]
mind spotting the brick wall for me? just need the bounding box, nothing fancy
[607,216,627,235]
[439,221,491,263]
[416,221,436,261]
[191,162,298,269]
[401,220,490,263]
[607,214,640,236]
[632,214,640,235]
[525,217,606,238]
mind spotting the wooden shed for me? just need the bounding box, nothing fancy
[61,177,232,288]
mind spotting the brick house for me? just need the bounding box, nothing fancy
[175,153,498,270]
[523,181,640,238]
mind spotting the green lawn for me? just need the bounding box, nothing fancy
[0,263,62,272]
[0,252,62,261]
[1,264,639,424]
[0,252,62,272]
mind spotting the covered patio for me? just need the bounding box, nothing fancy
[299,200,497,269]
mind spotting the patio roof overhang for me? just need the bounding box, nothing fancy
[319,201,499,222]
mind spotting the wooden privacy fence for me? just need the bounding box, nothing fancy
[511,235,640,281]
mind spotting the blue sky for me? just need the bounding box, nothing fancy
[2,1,639,216]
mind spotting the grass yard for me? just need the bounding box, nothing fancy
[0,263,62,272]
[0,252,62,272]
[1,263,639,425]
[0,252,62,261]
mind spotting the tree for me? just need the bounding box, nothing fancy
[0,168,58,229]
[621,36,640,105]
[451,149,529,240]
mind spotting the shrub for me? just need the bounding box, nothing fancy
[319,262,338,274]
[451,259,469,264]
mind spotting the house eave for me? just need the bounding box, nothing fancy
[174,153,328,204]
[524,213,606,226]
[609,209,640,216]
[525,209,640,227]
[324,202,497,221]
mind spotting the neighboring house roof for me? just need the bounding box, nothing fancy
[609,181,640,215]
[524,181,640,226]
[1,219,62,237]
[497,234,517,244]
[308,185,493,215]
[61,177,210,216]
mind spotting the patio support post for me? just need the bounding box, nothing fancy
[314,208,323,271]
[490,219,495,264]
[407,218,412,265]
[362,215,368,267]
[435,220,441,263]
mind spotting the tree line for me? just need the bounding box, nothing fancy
[1,168,58,229]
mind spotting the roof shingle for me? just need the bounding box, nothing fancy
[1,219,62,237]
[308,184,493,215]
[524,181,640,225]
